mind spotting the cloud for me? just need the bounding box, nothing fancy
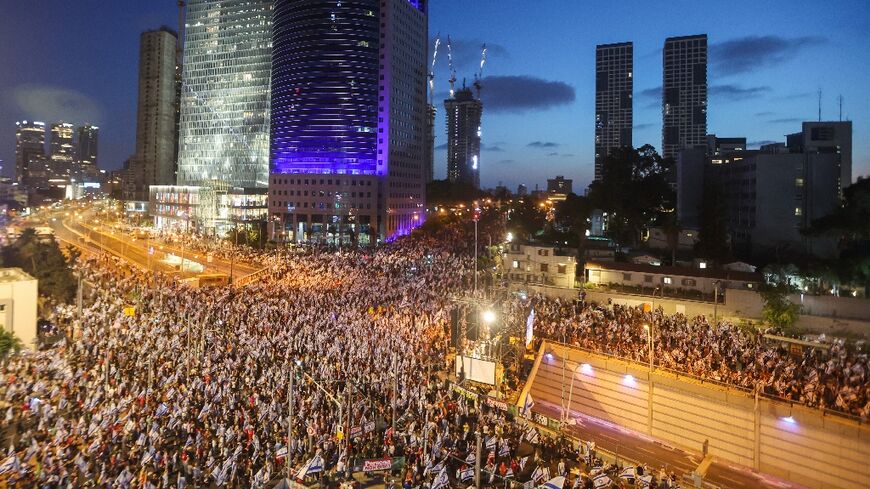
[639,86,661,99]
[754,111,774,117]
[481,76,575,112]
[768,117,802,124]
[711,35,826,75]
[710,84,771,101]
[633,123,654,130]
[496,159,516,165]
[528,141,559,148]
[547,152,559,157]
[10,84,105,124]
[748,140,778,147]
[435,143,448,150]
[482,143,505,152]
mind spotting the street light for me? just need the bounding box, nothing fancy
[643,324,654,371]
[481,309,496,325]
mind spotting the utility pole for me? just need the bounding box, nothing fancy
[713,281,719,327]
[288,365,294,482]
[474,406,482,489]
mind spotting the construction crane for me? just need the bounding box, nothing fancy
[473,43,487,99]
[447,36,457,98]
[429,35,441,105]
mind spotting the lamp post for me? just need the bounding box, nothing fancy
[713,280,720,326]
[643,323,654,371]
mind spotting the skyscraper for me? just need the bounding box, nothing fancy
[268,0,427,243]
[14,121,45,186]
[176,0,272,188]
[662,34,707,160]
[76,124,99,180]
[445,86,483,188]
[425,104,436,184]
[129,27,178,201]
[49,122,75,183]
[594,42,633,182]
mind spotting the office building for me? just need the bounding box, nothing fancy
[426,104,436,183]
[662,35,707,160]
[14,121,45,186]
[445,86,483,188]
[128,27,179,202]
[176,0,272,189]
[49,122,75,184]
[594,42,633,181]
[706,134,744,157]
[786,121,852,193]
[76,124,99,181]
[268,0,428,244]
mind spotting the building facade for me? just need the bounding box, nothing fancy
[14,121,45,187]
[502,244,578,289]
[594,42,633,182]
[176,0,272,189]
[49,122,75,184]
[0,268,38,349]
[445,87,482,189]
[546,175,573,200]
[268,0,427,244]
[662,35,707,160]
[786,121,852,193]
[129,28,178,202]
[75,124,99,181]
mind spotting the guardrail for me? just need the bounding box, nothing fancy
[233,266,271,287]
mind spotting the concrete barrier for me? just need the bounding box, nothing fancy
[525,342,870,489]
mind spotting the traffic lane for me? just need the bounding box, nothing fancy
[533,401,801,489]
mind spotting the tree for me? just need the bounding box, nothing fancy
[760,264,801,333]
[660,212,682,266]
[0,329,22,359]
[587,145,674,246]
[1,229,77,303]
[507,200,546,241]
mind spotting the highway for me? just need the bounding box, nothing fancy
[532,401,803,489]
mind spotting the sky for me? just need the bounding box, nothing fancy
[1,0,868,192]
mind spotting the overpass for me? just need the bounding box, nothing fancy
[518,341,869,489]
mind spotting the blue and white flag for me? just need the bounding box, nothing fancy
[592,474,612,488]
[295,454,324,479]
[540,476,566,489]
[499,439,510,457]
[155,403,169,418]
[524,426,539,444]
[432,468,450,489]
[0,456,20,475]
[485,436,496,450]
[519,456,529,471]
[460,467,474,482]
[522,393,535,418]
[531,465,545,483]
[525,309,535,346]
[638,475,653,488]
[465,452,475,465]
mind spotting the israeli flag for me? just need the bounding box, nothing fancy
[0,456,19,475]
[465,452,476,465]
[540,476,566,489]
[499,439,510,457]
[485,436,496,451]
[531,466,544,483]
[432,468,450,489]
[522,393,535,417]
[638,474,653,488]
[460,467,474,482]
[618,466,635,483]
[592,474,612,488]
[156,403,169,418]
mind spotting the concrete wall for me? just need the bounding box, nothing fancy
[0,269,38,349]
[528,342,870,489]
[792,294,870,321]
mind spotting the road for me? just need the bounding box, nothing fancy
[532,401,803,489]
[42,211,260,281]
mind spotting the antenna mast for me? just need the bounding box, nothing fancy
[817,89,822,122]
[838,95,843,121]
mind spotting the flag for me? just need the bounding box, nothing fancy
[618,466,635,483]
[524,426,539,444]
[592,474,612,488]
[638,475,653,488]
[465,452,476,465]
[499,439,510,458]
[460,467,474,482]
[295,454,323,479]
[531,466,544,483]
[432,468,450,489]
[505,467,514,479]
[522,393,535,418]
[156,403,169,417]
[540,476,566,489]
[525,309,535,346]
[519,456,528,471]
[485,436,496,451]
[0,455,20,475]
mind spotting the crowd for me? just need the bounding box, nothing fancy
[522,297,870,418]
[0,215,866,487]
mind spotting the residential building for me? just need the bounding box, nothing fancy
[662,35,707,160]
[75,124,99,181]
[176,0,272,189]
[594,42,633,181]
[268,0,428,244]
[517,184,528,197]
[128,27,178,202]
[546,175,573,200]
[584,261,761,296]
[706,134,745,157]
[0,268,38,349]
[786,121,852,193]
[445,86,483,189]
[502,243,578,289]
[49,122,75,184]
[14,121,45,186]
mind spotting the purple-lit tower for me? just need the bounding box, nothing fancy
[269,0,428,245]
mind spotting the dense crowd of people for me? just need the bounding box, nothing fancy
[523,297,870,418]
[0,215,866,487]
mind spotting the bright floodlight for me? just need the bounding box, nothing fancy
[482,310,496,324]
[506,232,513,242]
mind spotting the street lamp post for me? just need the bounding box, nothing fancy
[713,280,720,326]
[643,323,654,371]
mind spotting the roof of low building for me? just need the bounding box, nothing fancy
[585,261,762,282]
[0,268,36,283]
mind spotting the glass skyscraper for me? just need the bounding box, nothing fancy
[662,34,707,160]
[594,42,633,182]
[177,0,273,189]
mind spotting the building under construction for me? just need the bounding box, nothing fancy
[445,86,483,189]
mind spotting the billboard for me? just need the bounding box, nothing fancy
[455,355,496,385]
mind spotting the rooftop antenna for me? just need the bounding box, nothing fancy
[817,89,822,122]
[838,95,843,122]
[447,36,457,98]
[473,43,487,100]
[428,34,441,105]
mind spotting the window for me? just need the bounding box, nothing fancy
[644,275,653,283]
[540,264,549,273]
[795,177,804,187]
[794,207,803,216]
[558,264,567,274]
[663,277,673,285]
[681,278,696,287]
[623,273,632,281]
[512,260,519,269]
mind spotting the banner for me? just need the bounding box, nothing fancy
[362,458,392,472]
[483,396,509,412]
[350,426,363,439]
[525,309,535,347]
